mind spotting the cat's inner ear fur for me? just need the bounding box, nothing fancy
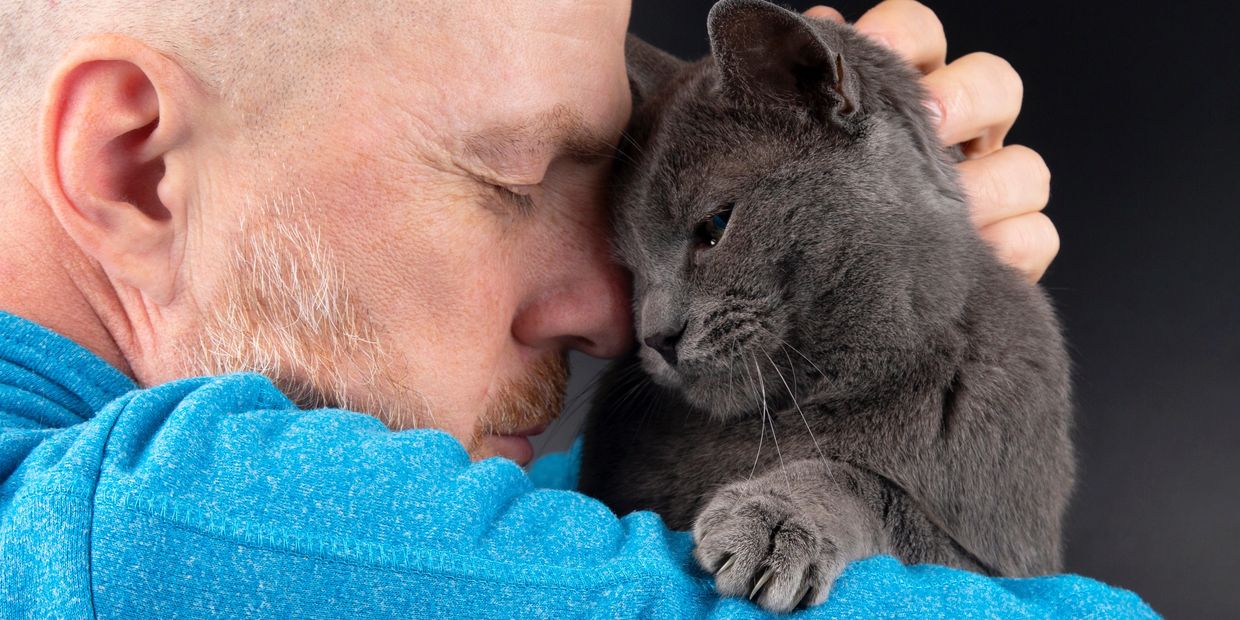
[626,34,686,107]
[707,0,862,125]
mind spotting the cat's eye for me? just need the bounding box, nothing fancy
[693,205,733,248]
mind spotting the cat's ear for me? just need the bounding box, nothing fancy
[707,0,861,124]
[626,34,686,107]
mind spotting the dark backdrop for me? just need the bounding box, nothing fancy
[535,1,1240,616]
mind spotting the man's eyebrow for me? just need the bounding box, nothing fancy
[561,127,621,162]
[463,106,618,177]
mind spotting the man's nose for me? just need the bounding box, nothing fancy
[510,242,634,359]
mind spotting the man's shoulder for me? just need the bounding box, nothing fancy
[97,372,471,494]
[114,372,296,425]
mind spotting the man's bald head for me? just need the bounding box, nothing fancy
[0,0,449,158]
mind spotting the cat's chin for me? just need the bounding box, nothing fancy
[640,352,761,418]
[648,369,757,419]
[680,380,757,420]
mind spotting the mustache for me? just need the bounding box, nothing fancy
[478,353,570,438]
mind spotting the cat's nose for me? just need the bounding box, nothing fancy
[643,324,686,366]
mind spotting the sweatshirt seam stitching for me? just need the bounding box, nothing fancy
[86,391,140,620]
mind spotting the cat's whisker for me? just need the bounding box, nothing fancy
[722,342,761,477]
[634,359,674,436]
[740,345,758,404]
[586,364,653,447]
[780,341,826,382]
[763,350,827,464]
[781,344,800,397]
[605,149,640,168]
[603,357,648,387]
[596,367,660,453]
[738,346,766,480]
[753,353,792,491]
[572,359,645,418]
[726,343,739,412]
[614,372,651,411]
[749,403,766,481]
[561,365,613,412]
[754,328,827,385]
[619,130,647,156]
[537,360,638,452]
[633,368,665,439]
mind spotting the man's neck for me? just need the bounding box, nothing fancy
[0,166,135,377]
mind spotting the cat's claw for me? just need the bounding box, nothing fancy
[749,567,773,601]
[717,555,736,575]
[796,585,818,610]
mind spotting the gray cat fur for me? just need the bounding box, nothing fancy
[577,0,1074,612]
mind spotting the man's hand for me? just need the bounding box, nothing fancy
[807,1,1056,282]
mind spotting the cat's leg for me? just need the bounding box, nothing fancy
[691,457,888,612]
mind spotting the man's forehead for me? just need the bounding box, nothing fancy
[462,105,619,181]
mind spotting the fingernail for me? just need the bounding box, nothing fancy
[805,6,845,23]
[923,97,944,128]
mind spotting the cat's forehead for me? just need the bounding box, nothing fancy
[644,103,798,188]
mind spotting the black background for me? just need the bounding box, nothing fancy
[537,1,1240,616]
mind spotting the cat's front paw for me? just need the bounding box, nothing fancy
[692,483,844,612]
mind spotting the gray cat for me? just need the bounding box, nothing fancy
[578,0,1074,612]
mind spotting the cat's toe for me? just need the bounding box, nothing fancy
[692,505,773,598]
[748,528,840,612]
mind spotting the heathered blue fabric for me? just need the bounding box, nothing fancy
[0,311,1160,618]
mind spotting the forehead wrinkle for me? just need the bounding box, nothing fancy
[461,105,619,181]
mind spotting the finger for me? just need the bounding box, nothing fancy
[804,6,846,23]
[979,212,1060,282]
[923,52,1023,154]
[958,145,1051,227]
[854,0,947,72]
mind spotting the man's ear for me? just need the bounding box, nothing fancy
[626,34,686,107]
[40,34,197,306]
[707,0,861,124]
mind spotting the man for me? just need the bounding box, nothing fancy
[0,0,1152,617]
